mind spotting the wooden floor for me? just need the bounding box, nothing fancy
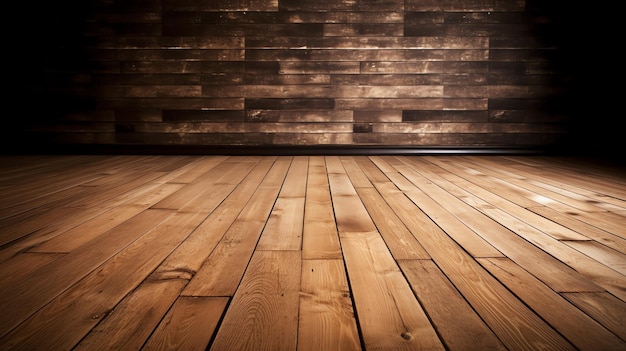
[0,154,624,351]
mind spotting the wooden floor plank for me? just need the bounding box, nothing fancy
[302,156,342,260]
[0,156,130,212]
[0,208,174,338]
[0,182,92,221]
[298,259,361,351]
[13,178,185,254]
[156,159,273,280]
[390,157,602,294]
[562,292,626,341]
[355,186,430,260]
[0,183,180,262]
[371,176,576,350]
[341,157,432,260]
[0,154,624,351]
[381,175,504,258]
[341,233,445,351]
[527,205,626,254]
[555,209,626,239]
[279,156,309,198]
[166,155,230,184]
[257,156,308,251]
[486,157,626,211]
[0,208,189,348]
[502,157,626,204]
[422,156,590,241]
[543,157,626,195]
[339,156,373,188]
[462,156,611,213]
[399,260,507,351]
[328,160,445,351]
[143,296,229,351]
[0,252,64,289]
[257,196,305,250]
[72,160,275,350]
[0,206,110,262]
[28,204,165,253]
[524,176,626,213]
[151,160,239,210]
[209,250,301,351]
[176,160,258,214]
[72,278,189,351]
[524,180,626,216]
[478,257,625,351]
[452,194,626,300]
[563,240,626,276]
[59,167,169,209]
[408,158,626,301]
[327,171,378,234]
[0,206,84,247]
[181,157,291,297]
[0,155,80,183]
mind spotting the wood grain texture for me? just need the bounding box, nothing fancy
[302,156,342,260]
[0,154,624,350]
[12,0,577,149]
[478,257,625,351]
[328,157,444,351]
[298,259,360,351]
[180,157,291,297]
[209,250,301,351]
[143,297,229,351]
[399,260,506,351]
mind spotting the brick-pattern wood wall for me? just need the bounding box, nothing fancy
[10,0,576,151]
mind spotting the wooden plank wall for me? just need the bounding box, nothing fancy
[12,0,572,149]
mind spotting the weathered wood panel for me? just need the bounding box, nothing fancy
[11,0,580,150]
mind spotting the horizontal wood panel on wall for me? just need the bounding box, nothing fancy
[8,0,581,150]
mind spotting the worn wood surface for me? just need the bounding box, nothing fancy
[0,154,624,350]
[11,1,579,149]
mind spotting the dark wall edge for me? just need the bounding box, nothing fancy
[3,144,549,156]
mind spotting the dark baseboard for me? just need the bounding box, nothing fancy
[2,144,549,156]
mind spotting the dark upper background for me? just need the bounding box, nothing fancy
[4,0,620,162]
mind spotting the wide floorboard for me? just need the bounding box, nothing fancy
[0,154,624,351]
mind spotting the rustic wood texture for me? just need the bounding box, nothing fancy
[11,0,575,149]
[0,154,624,350]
